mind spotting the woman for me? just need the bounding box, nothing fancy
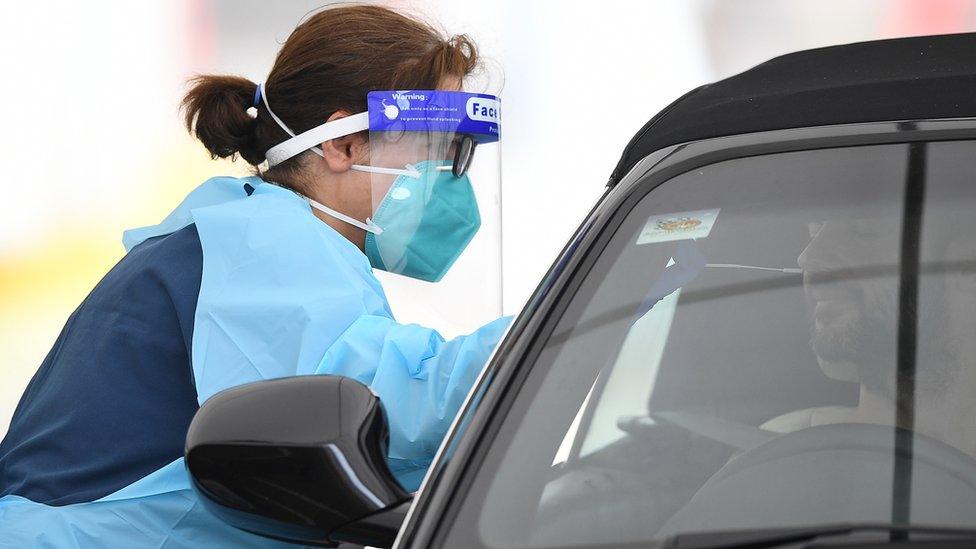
[0,5,508,546]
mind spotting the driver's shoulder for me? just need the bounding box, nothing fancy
[761,406,856,433]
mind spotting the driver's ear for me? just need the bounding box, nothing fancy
[320,110,368,173]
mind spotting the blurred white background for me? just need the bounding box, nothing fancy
[2,0,974,436]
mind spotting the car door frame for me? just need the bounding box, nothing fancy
[392,117,976,549]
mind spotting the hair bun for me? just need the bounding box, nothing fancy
[182,75,265,164]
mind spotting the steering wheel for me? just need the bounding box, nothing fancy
[528,415,748,545]
[530,422,976,545]
[659,422,976,536]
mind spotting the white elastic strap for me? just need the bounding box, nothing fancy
[260,82,369,167]
[305,196,383,235]
[350,163,421,178]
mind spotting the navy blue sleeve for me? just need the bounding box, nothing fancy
[0,224,203,506]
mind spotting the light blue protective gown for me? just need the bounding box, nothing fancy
[0,176,511,548]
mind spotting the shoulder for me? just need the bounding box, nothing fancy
[191,183,379,293]
[125,224,203,282]
[129,223,202,258]
[105,224,204,331]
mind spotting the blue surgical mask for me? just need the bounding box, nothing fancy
[365,160,481,282]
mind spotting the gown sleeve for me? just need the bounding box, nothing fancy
[317,315,512,490]
[189,183,512,491]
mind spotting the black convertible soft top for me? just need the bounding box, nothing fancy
[608,32,976,184]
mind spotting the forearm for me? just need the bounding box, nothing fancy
[316,315,512,488]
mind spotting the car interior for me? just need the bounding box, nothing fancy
[458,141,976,548]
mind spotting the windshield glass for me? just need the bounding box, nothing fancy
[442,141,976,548]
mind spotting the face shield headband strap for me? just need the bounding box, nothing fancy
[259,84,461,182]
[258,83,409,235]
[260,82,372,168]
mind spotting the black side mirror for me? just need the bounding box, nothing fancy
[185,375,412,547]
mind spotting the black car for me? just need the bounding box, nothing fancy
[184,33,976,548]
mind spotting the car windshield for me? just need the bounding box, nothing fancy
[441,140,976,548]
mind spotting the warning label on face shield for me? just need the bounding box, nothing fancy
[636,208,720,245]
[366,90,500,144]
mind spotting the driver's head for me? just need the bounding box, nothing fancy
[797,209,976,400]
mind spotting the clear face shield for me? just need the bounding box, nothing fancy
[360,91,502,333]
[262,88,503,335]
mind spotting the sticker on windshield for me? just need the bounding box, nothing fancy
[636,208,720,245]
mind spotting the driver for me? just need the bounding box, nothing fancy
[762,208,976,456]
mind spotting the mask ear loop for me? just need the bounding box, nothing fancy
[350,164,420,178]
[260,82,385,233]
[305,195,383,235]
[257,83,435,233]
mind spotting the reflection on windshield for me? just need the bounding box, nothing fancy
[442,141,976,549]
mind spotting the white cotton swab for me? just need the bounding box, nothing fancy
[706,263,802,275]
